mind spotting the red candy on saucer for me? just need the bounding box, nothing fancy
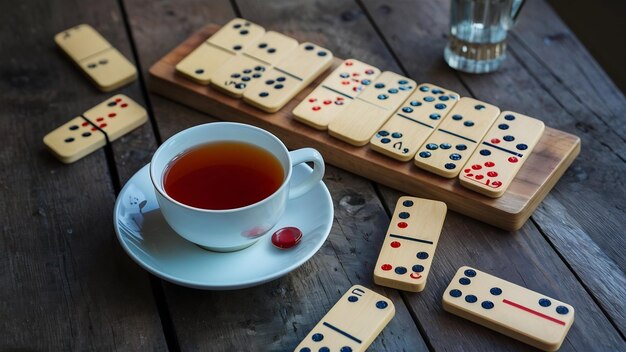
[271,227,302,249]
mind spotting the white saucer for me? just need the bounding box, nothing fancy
[113,164,333,290]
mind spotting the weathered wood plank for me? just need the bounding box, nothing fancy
[361,0,626,346]
[0,0,166,349]
[533,194,626,333]
[514,0,626,142]
[123,0,428,350]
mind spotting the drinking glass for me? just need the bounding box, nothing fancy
[444,0,525,73]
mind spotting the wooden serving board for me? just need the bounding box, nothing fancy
[148,24,581,231]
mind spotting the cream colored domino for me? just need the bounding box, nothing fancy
[443,266,575,351]
[206,18,265,51]
[318,59,382,99]
[373,196,446,292]
[437,98,501,140]
[54,24,109,61]
[55,24,136,92]
[292,86,354,130]
[370,83,460,161]
[357,71,416,110]
[294,285,395,352]
[414,97,500,178]
[292,59,381,130]
[328,99,388,146]
[43,116,106,164]
[175,18,265,84]
[413,130,479,178]
[44,95,146,164]
[79,49,137,92]
[240,31,298,65]
[210,31,298,97]
[175,42,241,85]
[243,43,333,112]
[209,55,271,97]
[273,42,333,81]
[328,72,416,146]
[460,111,545,197]
[82,94,148,142]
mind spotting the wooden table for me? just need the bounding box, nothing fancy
[2,1,624,350]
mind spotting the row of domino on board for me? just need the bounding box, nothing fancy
[292,61,545,199]
[295,196,574,352]
[175,18,545,199]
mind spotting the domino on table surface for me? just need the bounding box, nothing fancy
[175,18,265,84]
[292,59,381,130]
[414,97,500,178]
[55,24,137,92]
[443,266,575,351]
[328,71,416,146]
[294,285,395,352]
[459,111,545,197]
[243,42,333,112]
[373,196,447,292]
[210,31,298,97]
[43,95,147,163]
[370,83,460,161]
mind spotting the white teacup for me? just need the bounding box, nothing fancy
[150,122,325,252]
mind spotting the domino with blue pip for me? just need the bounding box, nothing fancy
[373,196,447,292]
[443,266,575,351]
[370,83,460,161]
[328,71,416,146]
[414,97,500,178]
[243,42,333,112]
[294,285,395,352]
[210,31,298,97]
[460,111,545,197]
[292,59,381,130]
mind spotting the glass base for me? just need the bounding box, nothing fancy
[444,45,506,74]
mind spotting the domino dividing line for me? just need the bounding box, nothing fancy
[481,142,524,157]
[502,299,566,326]
[322,322,363,344]
[388,234,434,245]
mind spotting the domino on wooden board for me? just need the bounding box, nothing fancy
[292,59,381,130]
[373,197,447,292]
[370,83,460,161]
[294,285,395,352]
[43,95,147,164]
[210,31,298,98]
[459,111,545,197]
[414,97,500,178]
[55,24,137,92]
[242,42,333,112]
[328,72,416,146]
[443,266,575,351]
[175,18,265,84]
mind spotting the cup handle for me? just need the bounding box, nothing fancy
[287,148,325,199]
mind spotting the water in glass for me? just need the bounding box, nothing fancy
[444,0,524,73]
